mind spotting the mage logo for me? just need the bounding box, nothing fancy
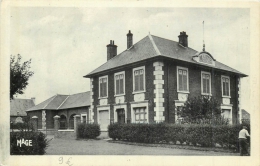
[17,139,32,147]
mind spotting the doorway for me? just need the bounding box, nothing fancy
[117,109,125,124]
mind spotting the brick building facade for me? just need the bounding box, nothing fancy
[26,92,90,129]
[84,30,247,131]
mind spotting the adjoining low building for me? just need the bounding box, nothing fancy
[26,92,90,129]
[10,98,35,123]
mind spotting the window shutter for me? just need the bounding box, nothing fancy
[100,79,103,97]
[120,77,124,94]
[183,70,187,91]
[206,78,210,94]
[226,79,229,96]
[104,80,107,97]
[178,70,183,91]
[140,73,144,91]
[203,76,206,93]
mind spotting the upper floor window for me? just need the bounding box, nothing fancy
[177,66,189,92]
[114,71,125,95]
[133,66,145,92]
[221,75,230,97]
[99,76,108,98]
[201,71,211,95]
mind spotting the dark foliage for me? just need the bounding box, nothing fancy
[108,122,250,150]
[10,54,34,99]
[77,123,101,139]
[10,131,48,155]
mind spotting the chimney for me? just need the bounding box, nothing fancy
[106,40,117,61]
[127,30,133,49]
[178,31,188,47]
[31,97,35,104]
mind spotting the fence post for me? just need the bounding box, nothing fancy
[53,115,60,130]
[74,115,81,134]
[31,116,38,131]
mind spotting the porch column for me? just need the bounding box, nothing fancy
[74,115,81,133]
[31,116,38,131]
[53,115,60,130]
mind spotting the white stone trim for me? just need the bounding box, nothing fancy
[131,101,149,123]
[80,114,87,124]
[99,75,108,98]
[97,106,110,131]
[221,104,233,124]
[114,71,125,96]
[113,104,127,123]
[90,78,94,123]
[133,66,146,93]
[201,71,212,96]
[153,61,165,123]
[237,77,242,123]
[221,75,231,98]
[174,101,185,123]
[176,66,189,93]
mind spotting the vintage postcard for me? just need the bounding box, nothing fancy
[0,0,259,166]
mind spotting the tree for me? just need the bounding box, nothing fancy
[10,54,34,99]
[177,96,228,124]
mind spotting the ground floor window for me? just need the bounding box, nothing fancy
[134,107,147,123]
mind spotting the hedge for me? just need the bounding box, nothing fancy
[77,123,101,139]
[108,122,250,149]
[11,122,34,131]
[10,131,48,155]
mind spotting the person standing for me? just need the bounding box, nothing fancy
[238,126,250,156]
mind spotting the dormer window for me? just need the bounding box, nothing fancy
[192,52,216,66]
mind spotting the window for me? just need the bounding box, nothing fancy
[133,66,145,92]
[201,71,211,95]
[99,76,108,98]
[114,72,125,95]
[134,107,147,123]
[221,76,230,97]
[177,67,189,92]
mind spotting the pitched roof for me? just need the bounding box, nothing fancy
[85,34,246,77]
[10,99,35,116]
[58,91,91,109]
[26,92,90,112]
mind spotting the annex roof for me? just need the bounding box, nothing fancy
[85,34,246,77]
[10,99,35,116]
[26,92,90,112]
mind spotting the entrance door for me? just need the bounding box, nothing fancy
[117,109,125,124]
[99,110,109,131]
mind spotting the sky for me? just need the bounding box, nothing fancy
[10,7,250,110]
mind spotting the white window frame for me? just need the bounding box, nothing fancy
[99,75,108,99]
[81,114,87,124]
[132,66,146,94]
[114,71,125,96]
[221,75,231,98]
[177,66,189,93]
[133,107,147,124]
[201,71,212,96]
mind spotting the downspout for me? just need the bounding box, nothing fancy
[167,61,170,123]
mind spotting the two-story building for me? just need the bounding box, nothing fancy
[84,30,247,131]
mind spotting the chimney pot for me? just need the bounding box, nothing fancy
[178,31,188,47]
[107,40,117,61]
[127,30,133,49]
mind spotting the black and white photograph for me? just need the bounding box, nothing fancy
[0,1,259,166]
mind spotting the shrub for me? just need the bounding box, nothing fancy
[10,131,48,155]
[11,122,34,131]
[77,123,101,139]
[108,122,250,149]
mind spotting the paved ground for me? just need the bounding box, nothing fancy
[45,138,238,155]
